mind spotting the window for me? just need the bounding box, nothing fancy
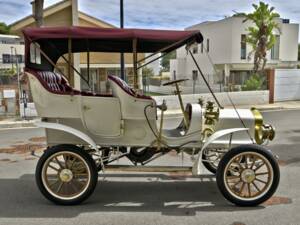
[192,45,198,54]
[206,39,210,52]
[241,34,247,59]
[2,54,24,64]
[30,42,41,64]
[2,54,10,63]
[271,35,280,60]
[201,43,204,53]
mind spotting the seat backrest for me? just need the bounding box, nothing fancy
[108,75,152,100]
[37,71,73,94]
[26,69,112,97]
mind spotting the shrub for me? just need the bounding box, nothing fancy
[242,73,265,91]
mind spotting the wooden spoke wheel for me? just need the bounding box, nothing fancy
[202,148,227,174]
[216,145,280,206]
[36,145,98,205]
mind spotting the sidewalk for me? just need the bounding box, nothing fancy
[0,117,40,129]
[0,101,300,129]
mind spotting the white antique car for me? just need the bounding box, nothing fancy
[22,26,279,206]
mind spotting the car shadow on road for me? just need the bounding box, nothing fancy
[0,173,264,218]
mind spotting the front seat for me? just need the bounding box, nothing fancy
[108,75,156,120]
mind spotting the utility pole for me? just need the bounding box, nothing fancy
[120,0,125,80]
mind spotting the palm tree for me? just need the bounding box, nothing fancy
[243,2,280,72]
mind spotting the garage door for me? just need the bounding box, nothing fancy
[274,69,300,101]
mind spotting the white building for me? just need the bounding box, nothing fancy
[170,16,299,88]
[145,53,161,76]
[0,34,25,73]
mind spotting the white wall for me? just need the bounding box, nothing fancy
[274,69,300,101]
[279,23,299,62]
[0,43,25,69]
[145,53,161,76]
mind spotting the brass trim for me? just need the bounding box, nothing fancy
[251,107,276,144]
[175,83,189,128]
[251,107,264,144]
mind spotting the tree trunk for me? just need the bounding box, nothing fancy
[33,0,44,27]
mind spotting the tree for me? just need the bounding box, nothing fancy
[160,51,176,72]
[32,0,44,27]
[0,22,10,34]
[243,2,280,72]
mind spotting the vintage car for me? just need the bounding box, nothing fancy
[22,26,279,206]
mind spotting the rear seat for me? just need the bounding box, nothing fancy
[25,69,112,97]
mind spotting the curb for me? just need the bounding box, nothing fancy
[0,121,37,129]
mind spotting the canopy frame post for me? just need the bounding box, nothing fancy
[86,39,90,90]
[133,38,138,89]
[68,38,72,84]
[47,41,90,87]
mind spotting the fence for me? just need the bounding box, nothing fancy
[0,85,18,116]
[273,69,300,102]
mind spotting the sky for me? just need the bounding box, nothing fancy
[1,0,300,29]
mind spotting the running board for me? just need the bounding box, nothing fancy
[105,165,192,173]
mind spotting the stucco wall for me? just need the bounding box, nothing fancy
[153,90,269,110]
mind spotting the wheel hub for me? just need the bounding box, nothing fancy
[59,169,73,182]
[241,169,255,183]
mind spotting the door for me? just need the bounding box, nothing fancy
[81,96,122,137]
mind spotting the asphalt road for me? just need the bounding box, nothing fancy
[0,109,299,225]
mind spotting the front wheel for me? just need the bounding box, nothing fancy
[216,145,280,206]
[36,144,98,205]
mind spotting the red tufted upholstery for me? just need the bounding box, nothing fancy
[108,75,152,100]
[25,69,112,97]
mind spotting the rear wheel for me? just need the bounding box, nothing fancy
[216,145,280,206]
[36,144,98,205]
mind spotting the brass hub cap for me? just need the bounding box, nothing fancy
[241,169,255,183]
[59,169,73,182]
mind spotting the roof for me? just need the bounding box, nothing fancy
[0,34,21,39]
[10,0,115,32]
[23,26,203,70]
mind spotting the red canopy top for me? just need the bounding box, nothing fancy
[23,26,203,70]
[23,26,203,49]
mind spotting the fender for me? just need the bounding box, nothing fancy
[35,121,98,150]
[192,128,249,175]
